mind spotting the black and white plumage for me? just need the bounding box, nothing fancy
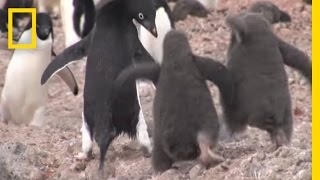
[138,0,174,64]
[248,1,291,24]
[222,12,311,147]
[0,13,78,126]
[115,30,233,172]
[135,0,174,124]
[41,0,158,172]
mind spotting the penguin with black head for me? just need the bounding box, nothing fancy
[114,30,233,172]
[172,0,210,22]
[138,0,174,64]
[0,13,78,126]
[41,0,158,174]
[248,1,291,24]
[222,12,311,148]
[61,0,165,155]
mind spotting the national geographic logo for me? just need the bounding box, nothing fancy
[8,8,36,49]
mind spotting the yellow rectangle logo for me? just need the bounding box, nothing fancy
[8,8,36,49]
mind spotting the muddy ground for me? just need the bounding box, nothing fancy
[0,0,312,179]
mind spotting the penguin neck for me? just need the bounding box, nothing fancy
[155,7,173,30]
[18,29,52,49]
[18,29,33,44]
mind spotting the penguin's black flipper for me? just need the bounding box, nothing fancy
[41,32,92,85]
[56,67,79,95]
[193,55,234,106]
[277,38,312,85]
[115,62,161,91]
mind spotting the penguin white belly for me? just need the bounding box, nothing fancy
[139,7,172,64]
[1,31,52,126]
[60,0,81,47]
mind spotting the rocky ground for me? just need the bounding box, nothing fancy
[0,0,312,179]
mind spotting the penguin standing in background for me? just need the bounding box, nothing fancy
[248,1,291,24]
[41,0,158,173]
[72,0,96,38]
[0,13,78,127]
[172,0,210,22]
[61,0,96,48]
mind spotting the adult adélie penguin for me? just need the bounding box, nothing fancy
[0,13,78,127]
[41,0,158,174]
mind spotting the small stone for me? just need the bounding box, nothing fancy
[71,161,87,171]
[189,165,202,179]
[256,152,266,161]
[220,164,229,171]
[298,150,312,163]
[296,169,311,180]
[29,168,45,180]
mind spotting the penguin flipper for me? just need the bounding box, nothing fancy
[193,55,234,106]
[115,62,161,91]
[277,38,312,85]
[41,33,92,85]
[57,67,79,95]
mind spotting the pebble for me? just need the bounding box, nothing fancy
[295,169,311,180]
[71,161,87,171]
[189,165,202,179]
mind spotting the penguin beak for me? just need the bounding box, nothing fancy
[141,21,158,38]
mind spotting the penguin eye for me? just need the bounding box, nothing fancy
[138,13,144,20]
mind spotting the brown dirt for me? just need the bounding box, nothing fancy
[0,0,311,179]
